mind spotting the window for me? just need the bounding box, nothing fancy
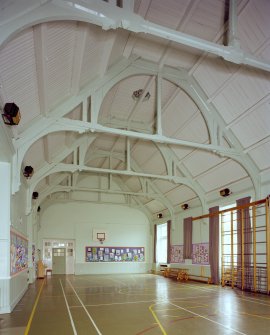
[156,223,167,263]
[220,204,237,272]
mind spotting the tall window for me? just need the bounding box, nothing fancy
[156,223,168,263]
[220,204,237,272]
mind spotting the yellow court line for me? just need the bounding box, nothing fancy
[149,304,168,335]
[24,280,45,335]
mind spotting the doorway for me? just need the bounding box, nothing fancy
[52,248,66,274]
[43,239,75,274]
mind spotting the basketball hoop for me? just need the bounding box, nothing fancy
[97,232,105,244]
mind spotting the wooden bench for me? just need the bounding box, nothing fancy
[188,274,212,284]
[222,268,238,287]
[164,268,189,281]
[156,264,168,276]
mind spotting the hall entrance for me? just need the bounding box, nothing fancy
[52,248,66,274]
[43,239,75,274]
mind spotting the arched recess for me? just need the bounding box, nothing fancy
[99,74,210,144]
[13,128,97,193]
[91,66,263,199]
[83,144,174,214]
[98,72,213,143]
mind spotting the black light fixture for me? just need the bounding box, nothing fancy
[23,166,34,179]
[132,89,151,101]
[157,213,163,219]
[220,188,231,197]
[1,103,21,125]
[181,203,189,210]
[37,206,41,212]
[32,192,39,199]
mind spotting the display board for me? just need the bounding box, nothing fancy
[170,245,184,263]
[85,246,145,262]
[10,230,28,275]
[192,243,209,265]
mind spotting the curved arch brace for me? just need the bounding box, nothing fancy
[3,6,259,201]
[158,145,207,212]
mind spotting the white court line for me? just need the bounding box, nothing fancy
[169,302,247,335]
[185,283,270,307]
[183,283,217,292]
[238,296,270,307]
[68,295,210,308]
[70,299,158,308]
[67,278,103,335]
[59,279,78,335]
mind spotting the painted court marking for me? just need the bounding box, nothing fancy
[67,278,103,335]
[239,296,270,307]
[169,301,247,335]
[149,304,168,335]
[24,280,45,335]
[68,294,210,308]
[59,279,78,335]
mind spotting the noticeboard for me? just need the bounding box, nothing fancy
[10,230,28,275]
[85,246,145,262]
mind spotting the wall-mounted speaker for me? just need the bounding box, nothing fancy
[220,188,231,197]
[32,192,39,199]
[23,166,34,178]
[2,103,21,125]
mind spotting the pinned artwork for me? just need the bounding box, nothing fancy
[170,245,184,263]
[192,243,209,265]
[85,246,145,262]
[10,230,28,275]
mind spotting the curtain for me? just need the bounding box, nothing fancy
[167,220,171,264]
[183,217,192,259]
[236,196,252,290]
[209,206,219,284]
[153,224,157,263]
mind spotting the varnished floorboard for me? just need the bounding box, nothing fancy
[1,274,270,334]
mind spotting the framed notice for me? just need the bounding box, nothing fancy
[85,246,145,262]
[10,230,28,275]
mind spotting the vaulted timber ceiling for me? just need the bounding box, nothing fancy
[0,0,269,219]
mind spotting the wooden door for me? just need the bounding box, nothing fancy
[52,248,66,274]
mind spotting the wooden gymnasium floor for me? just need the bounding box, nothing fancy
[1,274,270,335]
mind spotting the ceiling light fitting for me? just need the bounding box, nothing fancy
[132,89,151,101]
[181,203,189,210]
[157,213,163,219]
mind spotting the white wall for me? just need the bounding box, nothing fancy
[38,201,151,274]
[0,163,29,313]
[0,124,12,162]
[9,183,30,312]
